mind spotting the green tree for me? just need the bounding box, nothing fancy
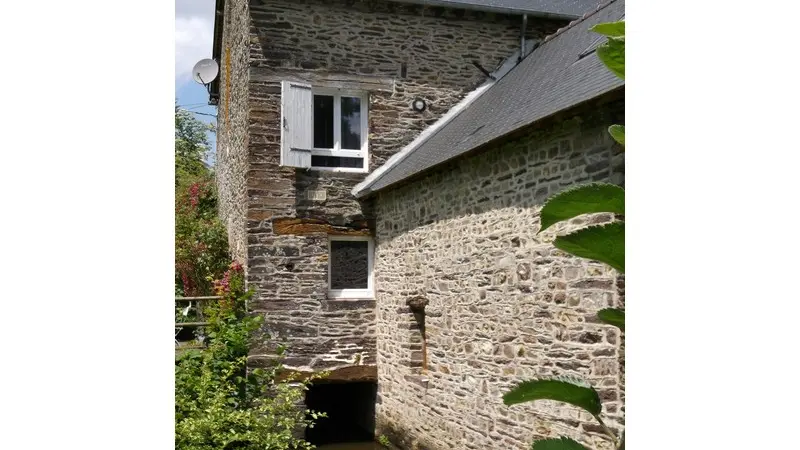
[175,106,214,182]
[502,21,626,450]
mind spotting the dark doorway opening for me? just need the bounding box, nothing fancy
[305,381,377,445]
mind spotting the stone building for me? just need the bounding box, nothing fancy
[210,0,624,447]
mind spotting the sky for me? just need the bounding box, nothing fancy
[175,0,218,164]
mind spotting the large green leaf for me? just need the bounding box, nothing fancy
[591,21,625,38]
[555,222,625,273]
[609,124,625,146]
[532,437,590,450]
[598,308,625,332]
[503,377,602,416]
[539,184,625,233]
[597,37,625,79]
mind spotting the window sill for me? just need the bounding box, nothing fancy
[326,295,376,301]
[328,286,373,300]
[309,166,369,174]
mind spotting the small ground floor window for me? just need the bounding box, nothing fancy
[328,236,374,299]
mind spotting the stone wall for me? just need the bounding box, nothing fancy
[215,0,250,266]
[373,97,625,450]
[231,0,565,378]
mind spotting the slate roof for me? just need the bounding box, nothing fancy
[392,0,602,18]
[354,0,624,197]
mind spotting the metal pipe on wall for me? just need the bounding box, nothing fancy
[519,14,528,62]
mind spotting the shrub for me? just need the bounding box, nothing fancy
[175,263,324,450]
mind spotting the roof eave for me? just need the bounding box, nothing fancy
[208,0,225,105]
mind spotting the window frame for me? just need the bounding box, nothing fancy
[310,87,369,173]
[327,235,375,300]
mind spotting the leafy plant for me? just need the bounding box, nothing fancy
[503,20,626,450]
[175,263,324,450]
[592,21,625,81]
[608,125,625,146]
[378,434,391,448]
[591,20,625,147]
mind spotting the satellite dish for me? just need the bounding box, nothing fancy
[192,59,219,85]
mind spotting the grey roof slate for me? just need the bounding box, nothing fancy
[392,0,603,18]
[358,0,624,196]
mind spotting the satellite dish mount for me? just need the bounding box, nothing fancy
[192,58,220,93]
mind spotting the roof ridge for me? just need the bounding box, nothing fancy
[540,0,618,47]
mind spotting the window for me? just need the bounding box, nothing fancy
[280,81,369,172]
[311,90,368,172]
[328,236,374,299]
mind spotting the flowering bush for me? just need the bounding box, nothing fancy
[176,264,324,450]
[175,174,229,296]
[174,107,228,296]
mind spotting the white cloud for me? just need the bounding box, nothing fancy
[175,0,215,84]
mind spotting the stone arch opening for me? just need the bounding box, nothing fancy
[305,381,377,446]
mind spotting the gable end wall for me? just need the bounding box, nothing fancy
[215,0,251,266]
[374,97,625,450]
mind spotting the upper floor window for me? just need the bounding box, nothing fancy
[280,81,369,173]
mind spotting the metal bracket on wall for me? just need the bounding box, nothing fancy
[471,61,496,81]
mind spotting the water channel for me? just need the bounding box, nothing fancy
[306,381,385,450]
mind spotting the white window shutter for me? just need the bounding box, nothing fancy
[280,81,313,168]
